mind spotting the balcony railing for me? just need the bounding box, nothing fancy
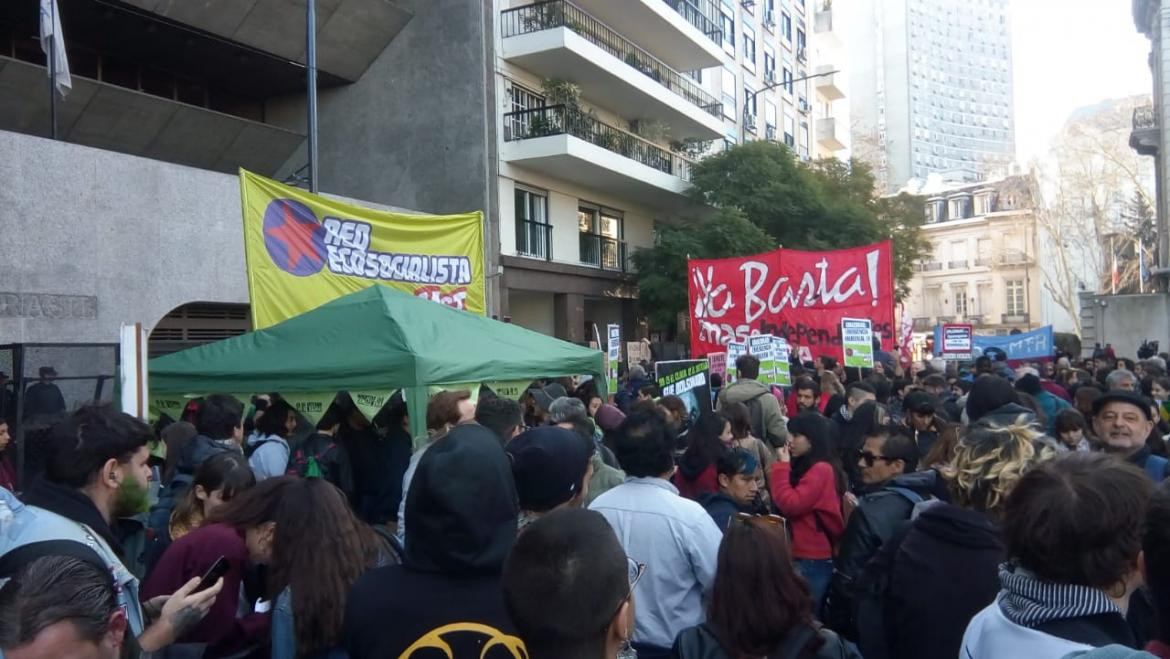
[517,219,552,261]
[1131,104,1158,156]
[660,0,724,46]
[502,1,722,118]
[912,317,933,331]
[503,105,695,180]
[973,256,992,267]
[580,233,628,271]
[920,261,943,272]
[947,260,969,269]
[998,250,1031,266]
[1002,312,1030,325]
[966,314,984,325]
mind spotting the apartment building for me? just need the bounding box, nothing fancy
[849,0,1015,192]
[903,175,1042,337]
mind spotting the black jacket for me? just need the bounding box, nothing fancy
[343,426,520,659]
[295,432,355,500]
[824,470,937,639]
[856,502,1003,659]
[672,622,860,659]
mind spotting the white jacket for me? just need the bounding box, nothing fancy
[960,602,1094,659]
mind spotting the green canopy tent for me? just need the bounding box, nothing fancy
[149,284,606,444]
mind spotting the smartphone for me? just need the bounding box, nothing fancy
[194,556,229,593]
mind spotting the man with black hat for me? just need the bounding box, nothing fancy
[1094,390,1169,480]
[23,366,65,422]
[506,426,593,533]
[902,391,947,459]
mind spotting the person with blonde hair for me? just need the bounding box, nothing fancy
[856,422,1055,659]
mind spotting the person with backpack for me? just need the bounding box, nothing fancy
[672,513,860,659]
[246,397,295,480]
[771,411,846,611]
[289,406,355,502]
[823,429,927,641]
[856,422,1056,659]
[717,354,789,448]
[143,451,256,578]
[1093,390,1170,481]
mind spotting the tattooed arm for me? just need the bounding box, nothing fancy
[137,577,223,651]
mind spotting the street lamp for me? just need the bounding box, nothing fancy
[746,69,840,103]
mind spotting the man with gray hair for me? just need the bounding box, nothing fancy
[0,555,128,659]
[1106,368,1139,392]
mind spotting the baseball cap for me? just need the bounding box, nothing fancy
[1092,390,1154,421]
[506,426,592,513]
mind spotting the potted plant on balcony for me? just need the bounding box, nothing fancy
[522,2,564,32]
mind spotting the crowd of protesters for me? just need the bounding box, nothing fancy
[5,342,1170,659]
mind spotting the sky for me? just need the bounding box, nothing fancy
[1012,0,1151,164]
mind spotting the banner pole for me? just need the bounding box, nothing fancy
[306,0,319,193]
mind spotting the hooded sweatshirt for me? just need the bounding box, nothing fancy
[343,425,524,659]
[869,502,1005,659]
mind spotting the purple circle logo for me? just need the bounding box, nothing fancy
[262,199,325,276]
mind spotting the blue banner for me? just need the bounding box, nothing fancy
[933,325,1054,362]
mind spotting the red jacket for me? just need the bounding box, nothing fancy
[770,461,844,560]
[674,464,719,500]
[143,523,269,656]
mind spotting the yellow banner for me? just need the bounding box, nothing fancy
[239,170,485,329]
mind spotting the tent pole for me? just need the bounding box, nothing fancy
[406,386,429,451]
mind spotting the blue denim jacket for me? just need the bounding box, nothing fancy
[272,588,349,659]
[588,477,723,650]
[0,487,145,640]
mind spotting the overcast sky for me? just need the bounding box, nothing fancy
[1011,0,1151,164]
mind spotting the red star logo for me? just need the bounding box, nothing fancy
[265,202,320,270]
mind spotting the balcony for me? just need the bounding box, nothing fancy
[814,65,844,101]
[1002,313,1030,325]
[965,315,985,325]
[502,105,695,205]
[1130,104,1159,157]
[0,56,304,176]
[580,233,628,271]
[997,250,1033,267]
[913,317,933,331]
[564,0,726,70]
[517,220,553,261]
[947,260,969,270]
[813,5,840,47]
[973,256,992,267]
[920,261,944,272]
[815,117,845,151]
[501,1,725,139]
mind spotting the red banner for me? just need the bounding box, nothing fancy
[688,241,894,360]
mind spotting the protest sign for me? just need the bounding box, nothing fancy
[607,324,621,395]
[627,340,651,369]
[940,324,974,361]
[655,360,712,422]
[773,336,792,387]
[707,353,727,381]
[841,318,874,369]
[931,324,1055,362]
[749,334,777,385]
[726,341,747,383]
[240,170,484,328]
[688,241,894,360]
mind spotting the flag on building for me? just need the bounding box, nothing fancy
[39,0,71,97]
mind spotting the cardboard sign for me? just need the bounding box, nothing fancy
[841,318,874,369]
[749,334,777,385]
[773,336,792,387]
[707,352,727,381]
[726,341,747,383]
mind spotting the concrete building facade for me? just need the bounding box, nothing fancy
[1134,0,1170,284]
[903,175,1043,337]
[848,0,1015,192]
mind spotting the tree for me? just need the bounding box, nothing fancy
[631,208,774,331]
[1033,96,1156,335]
[633,141,929,332]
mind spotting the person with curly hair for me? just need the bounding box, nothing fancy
[856,422,1056,659]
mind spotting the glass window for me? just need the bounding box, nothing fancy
[955,288,968,316]
[744,83,757,125]
[721,10,735,55]
[782,66,794,94]
[764,44,776,82]
[506,81,545,140]
[515,185,549,259]
[1006,280,1025,315]
[781,12,792,41]
[743,25,756,70]
[784,113,795,146]
[722,66,737,120]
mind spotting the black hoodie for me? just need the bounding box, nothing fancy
[859,502,1004,659]
[343,425,524,659]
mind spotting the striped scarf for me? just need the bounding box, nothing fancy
[997,563,1121,629]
